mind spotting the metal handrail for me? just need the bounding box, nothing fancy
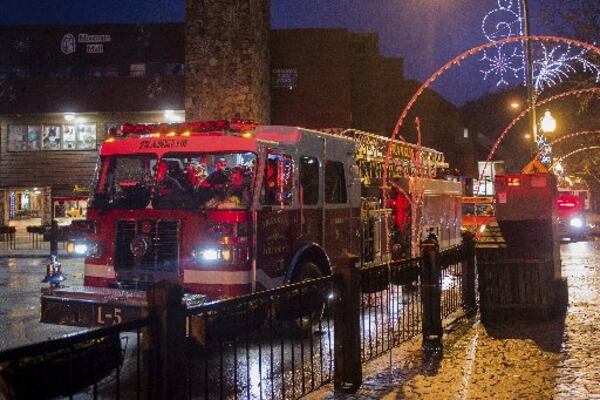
[0,316,155,362]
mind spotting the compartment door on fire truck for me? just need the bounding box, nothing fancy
[322,139,360,267]
[257,149,296,289]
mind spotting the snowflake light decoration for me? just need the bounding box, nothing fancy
[480,0,526,87]
[533,43,600,92]
[481,1,600,91]
[481,46,524,86]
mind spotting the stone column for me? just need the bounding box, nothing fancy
[185,0,271,123]
[0,190,5,226]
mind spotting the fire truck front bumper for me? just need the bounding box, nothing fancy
[41,286,207,327]
[41,286,149,327]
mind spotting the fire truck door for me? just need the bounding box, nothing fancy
[298,155,323,244]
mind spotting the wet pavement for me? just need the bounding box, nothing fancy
[0,256,86,350]
[310,239,600,399]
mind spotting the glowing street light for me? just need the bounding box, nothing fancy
[510,101,521,110]
[540,110,556,133]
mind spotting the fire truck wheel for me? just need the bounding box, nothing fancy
[292,262,322,282]
[291,262,324,335]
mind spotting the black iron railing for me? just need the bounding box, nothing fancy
[359,257,422,363]
[183,276,335,400]
[0,317,155,400]
[0,238,477,399]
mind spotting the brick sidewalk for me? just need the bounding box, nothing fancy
[308,241,600,399]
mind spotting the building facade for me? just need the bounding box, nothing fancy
[0,24,185,225]
[0,19,472,228]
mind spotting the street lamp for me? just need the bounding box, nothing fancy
[540,110,556,133]
[520,0,538,152]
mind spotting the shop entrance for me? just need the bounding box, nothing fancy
[1,187,51,233]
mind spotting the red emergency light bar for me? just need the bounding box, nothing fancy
[108,119,256,138]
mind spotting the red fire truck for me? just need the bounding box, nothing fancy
[41,121,462,326]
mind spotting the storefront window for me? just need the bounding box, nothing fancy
[27,125,41,151]
[62,125,77,149]
[54,198,88,220]
[7,124,96,152]
[8,125,28,151]
[76,124,97,149]
[42,125,62,150]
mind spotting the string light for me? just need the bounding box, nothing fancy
[478,87,600,187]
[480,0,526,87]
[533,44,600,92]
[380,35,600,198]
[480,3,600,92]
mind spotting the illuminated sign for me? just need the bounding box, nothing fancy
[139,139,189,150]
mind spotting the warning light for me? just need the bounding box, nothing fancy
[507,178,520,186]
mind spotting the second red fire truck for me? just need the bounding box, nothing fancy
[42,120,462,326]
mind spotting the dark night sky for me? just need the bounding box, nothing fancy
[0,0,561,105]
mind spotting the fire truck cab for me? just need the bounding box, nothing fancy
[41,121,461,326]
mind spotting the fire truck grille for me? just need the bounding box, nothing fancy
[115,220,180,273]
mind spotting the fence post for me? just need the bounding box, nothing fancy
[420,236,442,357]
[49,220,58,257]
[462,231,477,312]
[146,280,187,400]
[334,254,362,393]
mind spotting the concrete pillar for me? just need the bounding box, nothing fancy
[185,0,271,123]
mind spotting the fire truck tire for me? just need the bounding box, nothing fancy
[291,262,325,335]
[292,262,322,282]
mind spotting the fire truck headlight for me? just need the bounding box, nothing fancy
[74,243,88,255]
[570,218,584,228]
[193,248,220,262]
[67,241,102,258]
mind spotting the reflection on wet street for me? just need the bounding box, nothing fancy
[0,257,86,350]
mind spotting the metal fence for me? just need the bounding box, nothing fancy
[358,244,473,364]
[0,230,68,251]
[0,237,477,400]
[183,276,335,400]
[0,317,155,400]
[359,257,422,362]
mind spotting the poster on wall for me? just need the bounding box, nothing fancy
[62,125,77,149]
[77,124,96,149]
[8,125,28,151]
[42,125,62,150]
[27,125,41,151]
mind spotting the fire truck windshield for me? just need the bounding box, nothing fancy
[91,152,256,210]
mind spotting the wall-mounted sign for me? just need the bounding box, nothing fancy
[78,34,111,43]
[60,33,77,55]
[86,44,104,54]
[60,33,111,55]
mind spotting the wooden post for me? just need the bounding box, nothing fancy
[420,237,442,356]
[146,280,187,400]
[333,254,362,393]
[462,231,477,312]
